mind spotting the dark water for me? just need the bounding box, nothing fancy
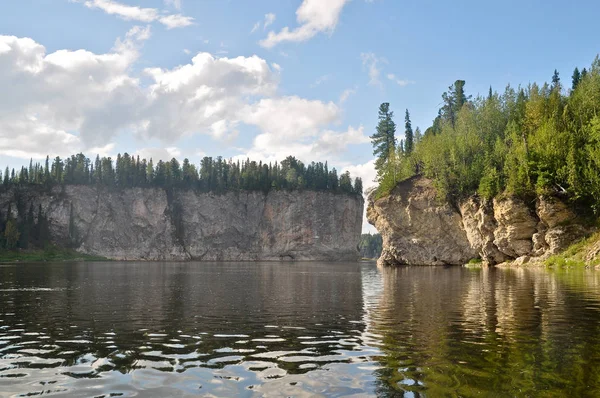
[1,263,600,397]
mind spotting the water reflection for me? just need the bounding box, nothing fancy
[369,266,600,396]
[1,262,600,396]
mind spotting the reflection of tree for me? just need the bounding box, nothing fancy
[368,266,600,396]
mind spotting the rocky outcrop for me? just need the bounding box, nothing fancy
[0,186,363,261]
[366,177,478,266]
[367,177,588,266]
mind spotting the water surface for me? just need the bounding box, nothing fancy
[1,262,600,396]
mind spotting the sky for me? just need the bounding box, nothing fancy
[1,0,599,232]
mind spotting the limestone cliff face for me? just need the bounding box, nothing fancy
[0,186,363,261]
[367,177,587,266]
[366,178,478,266]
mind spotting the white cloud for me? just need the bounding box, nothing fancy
[342,159,378,233]
[260,0,349,48]
[183,48,191,54]
[158,14,194,29]
[361,52,384,87]
[251,13,277,34]
[339,87,356,104]
[387,73,414,87]
[0,27,149,156]
[136,146,181,162]
[79,0,194,29]
[264,13,276,29]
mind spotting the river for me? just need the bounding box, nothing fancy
[1,262,600,397]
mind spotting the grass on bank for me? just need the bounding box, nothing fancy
[544,232,600,268]
[0,246,109,263]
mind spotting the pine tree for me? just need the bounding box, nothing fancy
[371,103,397,178]
[404,109,414,155]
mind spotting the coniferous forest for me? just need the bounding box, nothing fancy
[1,155,362,195]
[373,57,600,214]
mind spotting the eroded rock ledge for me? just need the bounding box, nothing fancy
[0,186,363,261]
[367,177,587,266]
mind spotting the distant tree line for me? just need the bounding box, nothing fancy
[372,56,600,213]
[0,200,51,250]
[1,154,363,195]
[359,233,383,259]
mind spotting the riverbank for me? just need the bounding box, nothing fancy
[493,231,600,269]
[0,247,109,263]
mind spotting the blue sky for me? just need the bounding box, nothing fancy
[1,0,599,231]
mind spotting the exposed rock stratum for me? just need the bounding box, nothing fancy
[367,177,587,266]
[0,186,363,261]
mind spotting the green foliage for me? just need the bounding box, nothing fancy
[4,219,20,250]
[373,56,600,212]
[359,233,383,259]
[404,109,414,155]
[1,154,363,196]
[371,103,397,179]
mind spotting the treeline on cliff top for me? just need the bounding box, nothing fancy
[373,57,600,212]
[1,155,363,195]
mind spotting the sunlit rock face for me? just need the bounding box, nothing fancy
[367,177,587,266]
[366,177,478,266]
[0,186,363,261]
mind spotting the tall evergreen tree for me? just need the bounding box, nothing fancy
[551,69,560,90]
[371,103,397,178]
[404,109,414,155]
[572,67,581,91]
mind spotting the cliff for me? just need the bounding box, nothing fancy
[0,186,363,261]
[367,177,590,266]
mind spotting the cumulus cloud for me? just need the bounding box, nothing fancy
[260,0,349,48]
[0,26,149,157]
[342,159,378,233]
[78,0,193,29]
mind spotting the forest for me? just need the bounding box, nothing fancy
[359,233,383,259]
[372,57,600,213]
[1,154,362,195]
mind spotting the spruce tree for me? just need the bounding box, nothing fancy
[572,67,581,91]
[551,69,560,90]
[404,109,414,155]
[371,102,397,178]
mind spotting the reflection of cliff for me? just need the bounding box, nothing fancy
[0,186,363,261]
[368,267,600,396]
